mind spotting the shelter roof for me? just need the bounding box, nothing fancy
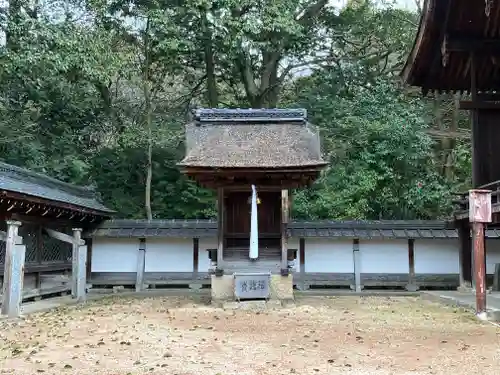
[0,161,114,216]
[85,219,477,239]
[178,108,327,169]
[402,0,500,92]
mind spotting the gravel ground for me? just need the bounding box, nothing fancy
[0,295,499,375]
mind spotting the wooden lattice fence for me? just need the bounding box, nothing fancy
[0,223,72,267]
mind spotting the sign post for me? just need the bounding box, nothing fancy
[469,189,492,318]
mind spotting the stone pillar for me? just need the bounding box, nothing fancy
[353,239,362,292]
[216,188,224,271]
[135,238,146,292]
[1,221,25,317]
[72,228,87,302]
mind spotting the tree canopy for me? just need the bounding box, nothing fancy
[0,0,472,220]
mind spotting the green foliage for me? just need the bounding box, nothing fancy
[291,76,454,220]
[0,0,472,221]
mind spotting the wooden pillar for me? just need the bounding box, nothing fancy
[1,220,25,317]
[216,188,224,270]
[471,224,477,290]
[86,238,93,281]
[353,239,361,292]
[72,228,87,302]
[135,238,146,292]
[471,53,481,188]
[35,225,42,290]
[472,223,487,315]
[406,238,418,292]
[298,238,308,290]
[458,221,472,289]
[189,238,202,290]
[468,189,492,318]
[281,189,289,273]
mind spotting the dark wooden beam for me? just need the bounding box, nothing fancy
[447,36,500,54]
[0,190,111,218]
[459,100,500,110]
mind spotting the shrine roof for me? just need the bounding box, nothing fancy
[85,219,475,239]
[0,161,114,215]
[401,0,500,93]
[178,108,327,169]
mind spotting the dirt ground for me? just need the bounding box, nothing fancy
[0,295,499,375]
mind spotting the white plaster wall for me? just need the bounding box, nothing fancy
[304,238,353,273]
[360,240,408,274]
[414,239,459,274]
[145,238,192,272]
[199,238,217,272]
[485,239,500,274]
[92,238,138,272]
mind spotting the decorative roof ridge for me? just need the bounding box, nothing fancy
[95,219,452,230]
[0,161,98,200]
[290,220,450,229]
[193,108,308,125]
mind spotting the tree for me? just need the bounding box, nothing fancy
[290,75,453,220]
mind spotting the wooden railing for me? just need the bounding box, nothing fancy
[452,180,500,217]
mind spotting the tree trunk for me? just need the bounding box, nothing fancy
[143,18,153,221]
[201,9,218,107]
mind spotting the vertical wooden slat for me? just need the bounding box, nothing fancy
[193,238,199,276]
[407,238,417,291]
[86,238,93,280]
[299,237,306,290]
[281,189,289,272]
[217,188,224,269]
[353,239,361,292]
[299,238,305,274]
[135,238,146,292]
[35,225,42,290]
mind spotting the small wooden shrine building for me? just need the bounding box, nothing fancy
[0,161,113,316]
[402,0,500,313]
[179,108,327,302]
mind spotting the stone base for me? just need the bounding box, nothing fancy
[405,283,419,292]
[270,274,294,301]
[210,274,294,303]
[211,275,234,302]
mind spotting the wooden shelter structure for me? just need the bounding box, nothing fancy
[179,108,327,301]
[402,0,500,314]
[0,161,113,316]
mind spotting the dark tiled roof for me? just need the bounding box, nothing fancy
[83,219,496,239]
[0,162,114,214]
[85,219,216,238]
[288,220,458,239]
[179,109,327,169]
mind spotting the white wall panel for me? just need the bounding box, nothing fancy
[92,238,138,272]
[145,238,192,272]
[359,240,408,274]
[305,239,353,273]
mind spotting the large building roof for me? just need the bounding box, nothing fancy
[179,109,327,169]
[402,0,500,92]
[0,161,114,215]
